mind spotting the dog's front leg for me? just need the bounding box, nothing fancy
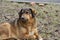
[34,32,43,40]
[33,28,43,40]
[34,32,39,40]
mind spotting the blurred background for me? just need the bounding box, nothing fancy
[8,0,60,3]
[0,0,60,40]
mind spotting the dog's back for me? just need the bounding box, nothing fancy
[0,22,11,39]
[0,21,19,40]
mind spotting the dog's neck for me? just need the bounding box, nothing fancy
[17,18,36,28]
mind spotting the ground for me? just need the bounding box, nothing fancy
[0,0,60,40]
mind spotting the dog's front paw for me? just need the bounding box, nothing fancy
[36,36,43,40]
[39,37,43,40]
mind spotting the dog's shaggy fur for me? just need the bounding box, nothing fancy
[0,8,43,40]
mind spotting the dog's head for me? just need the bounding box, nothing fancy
[18,8,37,23]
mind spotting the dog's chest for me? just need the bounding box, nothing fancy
[11,21,35,38]
[19,26,35,36]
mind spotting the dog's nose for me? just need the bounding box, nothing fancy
[21,17,25,20]
[21,17,28,21]
[21,16,25,19]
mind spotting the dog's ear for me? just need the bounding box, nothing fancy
[18,9,23,17]
[29,8,37,17]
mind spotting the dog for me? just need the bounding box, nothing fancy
[0,8,43,40]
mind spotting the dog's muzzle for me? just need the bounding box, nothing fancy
[20,17,28,23]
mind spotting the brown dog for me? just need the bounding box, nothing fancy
[0,8,43,40]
